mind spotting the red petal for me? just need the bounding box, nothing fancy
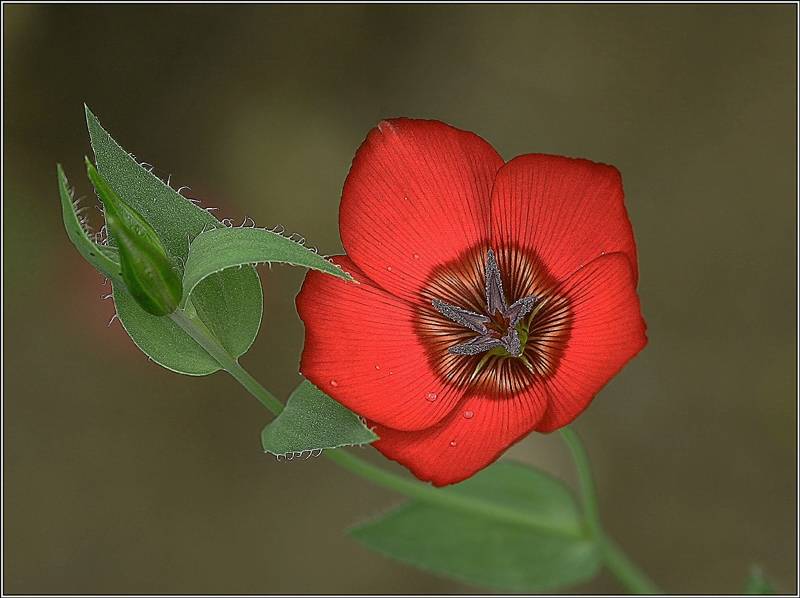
[534,252,648,432]
[371,388,548,487]
[340,119,504,304]
[491,154,640,285]
[296,256,466,431]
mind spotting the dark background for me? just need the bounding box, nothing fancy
[3,4,796,594]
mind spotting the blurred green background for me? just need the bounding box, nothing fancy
[3,4,796,594]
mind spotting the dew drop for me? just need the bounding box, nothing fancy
[387,266,393,272]
[449,440,458,447]
[463,411,474,419]
[403,196,409,201]
[374,365,381,370]
[389,371,394,375]
[426,392,438,401]
[413,254,419,260]
[330,380,338,387]
[601,251,606,255]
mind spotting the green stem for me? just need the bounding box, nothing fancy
[169,308,284,415]
[560,427,661,594]
[559,427,602,537]
[599,535,662,595]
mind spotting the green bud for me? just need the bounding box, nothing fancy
[85,158,182,316]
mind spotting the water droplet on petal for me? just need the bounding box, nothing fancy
[463,411,474,419]
[330,380,338,387]
[426,392,438,401]
[403,196,409,201]
[389,371,394,375]
[449,440,458,447]
[387,266,392,272]
[375,365,381,370]
[413,254,419,260]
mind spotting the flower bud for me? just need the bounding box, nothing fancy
[86,158,182,316]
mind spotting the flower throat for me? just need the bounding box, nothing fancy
[431,249,543,359]
[416,244,572,397]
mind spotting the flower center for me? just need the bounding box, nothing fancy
[431,249,538,358]
[414,243,572,398]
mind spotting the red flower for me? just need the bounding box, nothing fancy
[296,119,647,487]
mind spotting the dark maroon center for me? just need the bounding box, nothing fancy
[415,244,572,399]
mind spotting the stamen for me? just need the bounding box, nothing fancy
[432,299,489,334]
[485,249,506,316]
[500,328,522,357]
[506,295,538,327]
[449,335,503,355]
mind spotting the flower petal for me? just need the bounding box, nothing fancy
[341,119,504,304]
[296,256,467,431]
[371,388,548,487]
[491,154,640,285]
[534,252,648,432]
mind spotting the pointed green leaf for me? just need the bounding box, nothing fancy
[182,226,353,308]
[84,106,262,375]
[743,567,777,594]
[85,105,224,262]
[58,164,122,284]
[261,381,378,456]
[348,462,600,592]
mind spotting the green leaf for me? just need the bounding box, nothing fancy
[57,164,122,285]
[743,566,777,594]
[182,226,353,308]
[261,380,378,456]
[86,105,223,263]
[84,105,262,375]
[110,279,259,376]
[348,462,600,592]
